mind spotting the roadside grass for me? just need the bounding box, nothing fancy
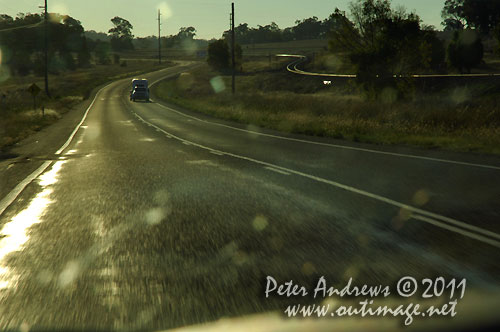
[152,62,500,155]
[0,60,174,151]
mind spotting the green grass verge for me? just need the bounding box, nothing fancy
[152,62,500,155]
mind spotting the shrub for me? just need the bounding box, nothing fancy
[207,39,230,70]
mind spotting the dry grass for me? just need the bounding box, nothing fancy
[153,62,500,155]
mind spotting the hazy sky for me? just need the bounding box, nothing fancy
[0,0,445,39]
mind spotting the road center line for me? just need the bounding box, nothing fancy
[149,87,500,171]
[130,109,500,248]
[413,214,500,248]
[264,166,291,175]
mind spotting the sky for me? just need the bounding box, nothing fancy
[0,0,446,39]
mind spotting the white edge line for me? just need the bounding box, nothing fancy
[129,109,500,248]
[148,92,500,171]
[55,88,103,155]
[0,84,109,218]
[0,161,52,217]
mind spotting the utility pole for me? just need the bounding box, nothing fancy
[158,9,162,64]
[231,2,235,94]
[39,0,49,97]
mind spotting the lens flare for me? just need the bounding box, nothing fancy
[157,2,173,20]
[210,76,226,93]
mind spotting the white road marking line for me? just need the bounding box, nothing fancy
[56,89,103,155]
[152,102,500,171]
[0,83,109,218]
[0,161,51,218]
[264,167,291,175]
[210,151,224,156]
[413,214,500,248]
[131,110,500,248]
[0,67,191,218]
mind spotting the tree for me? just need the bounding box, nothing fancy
[329,0,444,97]
[0,12,90,75]
[420,27,446,72]
[94,40,111,64]
[178,26,196,41]
[447,29,483,73]
[441,0,466,31]
[207,39,230,70]
[441,0,500,34]
[293,17,323,40]
[494,23,500,55]
[108,16,134,51]
[77,37,91,67]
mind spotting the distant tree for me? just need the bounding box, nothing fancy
[178,26,196,40]
[293,17,323,40]
[108,16,134,51]
[322,9,350,37]
[77,37,91,67]
[223,17,333,45]
[61,51,77,70]
[329,0,443,97]
[85,30,111,41]
[494,24,500,55]
[207,39,230,70]
[94,40,111,64]
[447,29,483,73]
[0,12,91,75]
[462,0,500,34]
[162,35,176,48]
[134,36,156,49]
[234,23,250,43]
[442,0,500,34]
[282,27,295,41]
[420,26,446,72]
[441,0,466,31]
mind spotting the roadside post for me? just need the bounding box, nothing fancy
[28,83,41,111]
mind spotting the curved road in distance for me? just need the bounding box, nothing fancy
[0,62,499,331]
[282,54,500,78]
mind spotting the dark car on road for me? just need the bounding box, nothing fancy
[130,87,149,102]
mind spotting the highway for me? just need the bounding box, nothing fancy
[0,62,499,331]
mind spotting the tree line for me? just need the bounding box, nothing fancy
[0,13,138,76]
[0,13,90,76]
[206,0,500,99]
[222,16,335,44]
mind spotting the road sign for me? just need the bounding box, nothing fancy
[28,83,41,96]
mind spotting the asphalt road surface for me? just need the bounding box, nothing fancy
[0,63,499,331]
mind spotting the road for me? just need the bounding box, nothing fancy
[0,62,499,331]
[282,54,500,78]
